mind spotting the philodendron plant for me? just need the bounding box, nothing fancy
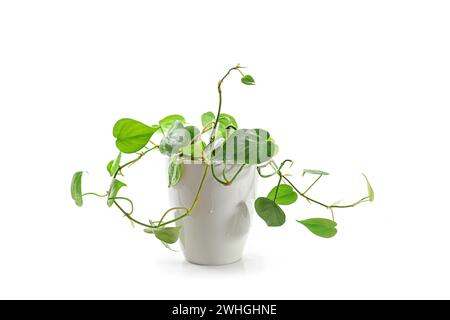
[71,65,374,248]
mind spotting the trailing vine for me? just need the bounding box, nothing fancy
[71,64,374,248]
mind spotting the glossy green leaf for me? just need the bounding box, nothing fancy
[145,226,181,244]
[71,171,83,207]
[159,121,191,156]
[159,114,185,134]
[298,218,337,238]
[168,156,183,187]
[302,169,329,176]
[201,112,215,127]
[113,119,158,153]
[362,173,374,202]
[107,179,127,207]
[267,184,298,205]
[107,152,122,176]
[213,129,276,164]
[241,74,255,85]
[254,197,286,227]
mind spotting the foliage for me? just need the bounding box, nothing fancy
[71,64,374,251]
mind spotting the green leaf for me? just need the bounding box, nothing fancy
[267,184,298,205]
[362,173,374,202]
[71,171,83,207]
[159,114,185,134]
[145,226,181,244]
[213,129,276,164]
[201,112,215,127]
[107,178,127,207]
[113,118,158,153]
[184,125,200,141]
[168,156,183,187]
[302,169,329,176]
[218,113,238,129]
[298,218,337,238]
[107,152,122,176]
[159,121,191,156]
[254,197,286,227]
[241,74,255,85]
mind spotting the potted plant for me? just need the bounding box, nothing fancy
[71,64,374,265]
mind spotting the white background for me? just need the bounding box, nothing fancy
[1,0,449,299]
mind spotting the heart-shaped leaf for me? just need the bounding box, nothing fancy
[201,112,215,127]
[71,171,83,207]
[159,114,186,135]
[255,197,286,227]
[267,184,298,205]
[213,129,276,165]
[362,173,374,202]
[107,178,127,207]
[145,226,181,244]
[298,218,337,238]
[168,156,183,187]
[113,118,158,153]
[302,169,329,176]
[241,74,255,85]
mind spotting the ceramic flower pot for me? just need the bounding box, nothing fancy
[168,162,257,265]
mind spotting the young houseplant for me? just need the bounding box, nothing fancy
[71,65,374,265]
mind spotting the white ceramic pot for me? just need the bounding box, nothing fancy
[168,162,257,265]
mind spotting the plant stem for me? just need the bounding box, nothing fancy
[274,174,283,201]
[82,192,107,198]
[303,175,322,194]
[151,164,210,228]
[113,146,158,179]
[210,65,243,144]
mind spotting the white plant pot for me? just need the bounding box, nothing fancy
[168,162,257,265]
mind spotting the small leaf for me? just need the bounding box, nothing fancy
[71,171,83,207]
[241,74,255,85]
[298,218,337,238]
[145,227,181,244]
[267,184,298,205]
[159,114,186,134]
[113,118,158,153]
[107,152,122,176]
[218,113,238,129]
[107,179,127,207]
[254,197,286,227]
[302,169,329,176]
[201,112,215,127]
[362,173,374,202]
[107,160,113,175]
[168,156,183,187]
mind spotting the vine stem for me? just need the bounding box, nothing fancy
[113,146,158,179]
[281,174,368,209]
[303,175,322,194]
[147,163,210,229]
[209,64,244,144]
